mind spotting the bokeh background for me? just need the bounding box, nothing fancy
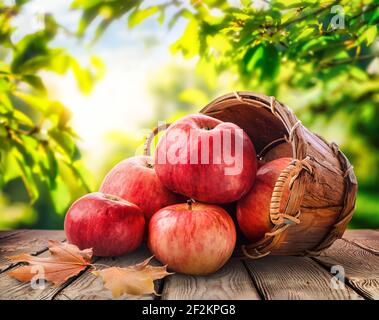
[0,0,378,229]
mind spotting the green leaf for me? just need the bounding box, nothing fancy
[242,44,280,81]
[12,138,36,168]
[0,91,13,111]
[295,27,316,42]
[12,91,50,112]
[171,19,200,58]
[47,147,58,179]
[48,51,72,74]
[48,128,78,159]
[158,8,165,24]
[262,45,280,80]
[76,6,101,36]
[364,7,379,24]
[63,159,93,192]
[71,0,103,10]
[70,59,94,94]
[243,46,264,73]
[350,67,368,81]
[90,55,105,79]
[2,151,21,184]
[364,26,377,46]
[39,144,58,182]
[0,126,7,138]
[16,0,30,6]
[11,33,48,73]
[22,75,47,93]
[11,147,39,203]
[168,8,193,29]
[300,36,336,52]
[128,6,159,28]
[240,0,252,7]
[93,19,112,42]
[50,176,71,214]
[12,109,35,127]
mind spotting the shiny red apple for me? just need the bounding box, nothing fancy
[64,192,145,256]
[100,156,183,222]
[154,114,257,203]
[148,201,236,275]
[237,157,292,243]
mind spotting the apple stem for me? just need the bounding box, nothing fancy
[187,199,195,210]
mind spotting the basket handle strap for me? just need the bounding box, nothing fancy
[242,157,313,258]
[143,122,171,156]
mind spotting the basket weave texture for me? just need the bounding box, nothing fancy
[200,92,357,258]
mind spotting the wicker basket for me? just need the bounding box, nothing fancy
[199,91,358,258]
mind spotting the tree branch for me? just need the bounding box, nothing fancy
[320,54,378,68]
[280,0,342,29]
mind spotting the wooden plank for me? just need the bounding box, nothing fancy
[342,230,379,255]
[347,240,379,255]
[54,246,156,300]
[343,229,379,241]
[245,256,362,300]
[0,230,66,272]
[0,230,23,240]
[162,259,261,300]
[313,239,379,300]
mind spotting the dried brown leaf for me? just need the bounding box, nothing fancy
[6,240,93,285]
[93,256,172,298]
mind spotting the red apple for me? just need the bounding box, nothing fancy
[148,201,236,275]
[154,114,257,203]
[236,157,292,243]
[100,156,183,222]
[64,192,145,257]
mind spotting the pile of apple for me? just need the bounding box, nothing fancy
[64,114,291,275]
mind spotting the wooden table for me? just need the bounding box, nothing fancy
[0,229,378,300]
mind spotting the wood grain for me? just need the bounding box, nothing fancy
[162,259,260,300]
[54,246,156,300]
[342,230,379,255]
[0,230,65,272]
[347,239,379,255]
[245,256,362,300]
[0,230,21,240]
[343,229,379,241]
[313,239,379,300]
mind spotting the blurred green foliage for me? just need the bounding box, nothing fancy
[0,0,103,228]
[1,0,378,228]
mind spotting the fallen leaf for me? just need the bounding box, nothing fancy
[93,256,172,298]
[6,240,93,285]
